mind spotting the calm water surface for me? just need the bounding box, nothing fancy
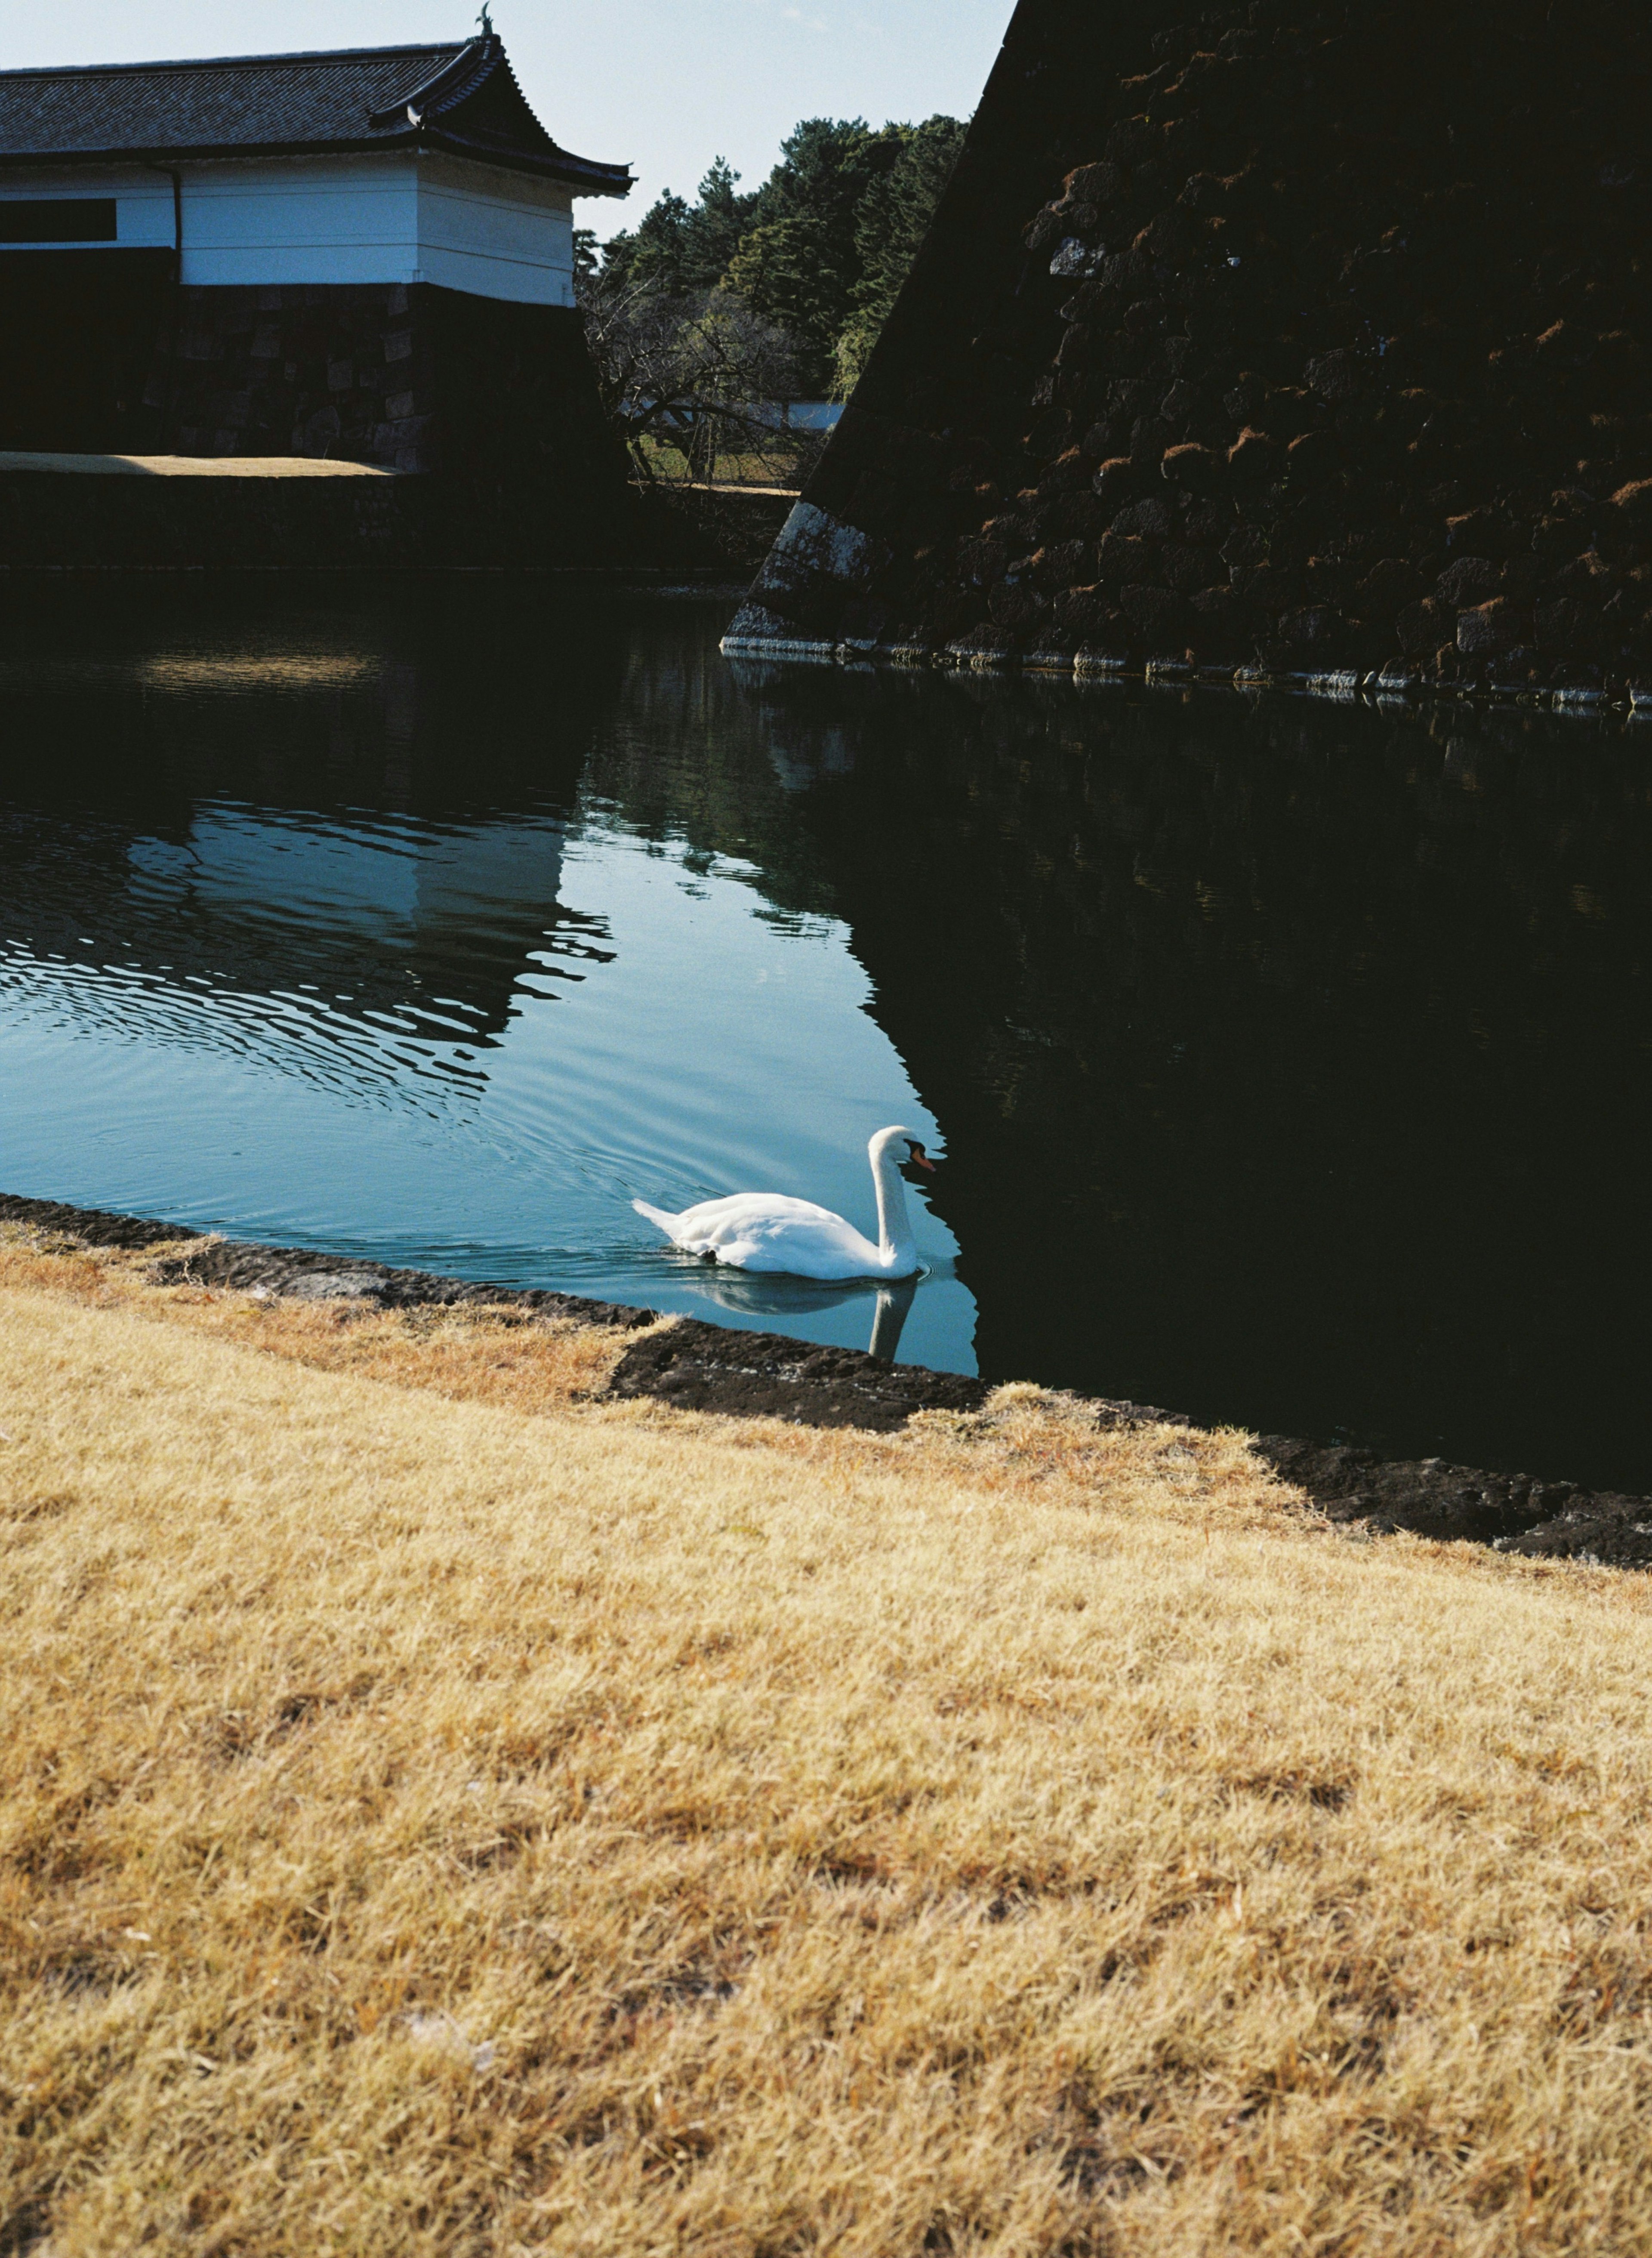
[2,580,1649,1487]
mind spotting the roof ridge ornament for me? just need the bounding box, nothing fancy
[475,5,493,32]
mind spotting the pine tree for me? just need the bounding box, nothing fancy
[594,114,966,400]
[833,116,967,396]
[601,160,758,295]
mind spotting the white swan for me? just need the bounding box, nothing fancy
[632,1125,935,1280]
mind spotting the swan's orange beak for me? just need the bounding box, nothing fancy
[907,1142,936,1172]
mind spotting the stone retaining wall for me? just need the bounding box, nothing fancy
[0,457,428,570]
[0,267,638,564]
[0,462,784,574]
[140,284,617,486]
[727,0,1652,703]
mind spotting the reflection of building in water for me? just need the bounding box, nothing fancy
[0,594,627,1107]
[2,806,604,1111]
[135,654,386,694]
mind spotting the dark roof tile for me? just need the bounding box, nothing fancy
[0,35,631,194]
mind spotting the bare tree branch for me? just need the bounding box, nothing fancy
[577,279,821,487]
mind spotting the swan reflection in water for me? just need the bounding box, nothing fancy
[663,1260,922,1363]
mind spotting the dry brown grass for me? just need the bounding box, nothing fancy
[0,1231,637,1419]
[3,1232,1652,2255]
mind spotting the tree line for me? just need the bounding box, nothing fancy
[576,114,966,484]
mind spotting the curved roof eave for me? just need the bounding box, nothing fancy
[0,135,633,195]
[422,128,633,195]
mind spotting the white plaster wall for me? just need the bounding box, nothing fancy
[415,154,574,308]
[0,154,576,304]
[179,156,421,287]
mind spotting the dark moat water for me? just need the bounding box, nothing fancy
[2,580,1649,1487]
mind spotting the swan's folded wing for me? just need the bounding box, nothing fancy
[678,1193,840,1243]
[708,1202,883,1278]
[635,1191,881,1276]
[631,1193,792,1250]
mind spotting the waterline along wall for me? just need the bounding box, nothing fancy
[724,0,1652,709]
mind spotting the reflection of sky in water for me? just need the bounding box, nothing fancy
[0,793,974,1374]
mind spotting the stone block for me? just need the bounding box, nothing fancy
[1035,447,1094,497]
[987,580,1050,632]
[1111,497,1175,539]
[1091,456,1143,510]
[1435,555,1501,606]
[1120,583,1190,645]
[1303,350,1366,402]
[1098,530,1162,582]
[1227,426,1279,484]
[1161,441,1221,490]
[1188,584,1250,649]
[1535,596,1602,652]
[1029,537,1091,588]
[1396,597,1452,656]
[957,535,1009,587]
[1553,549,1619,600]
[1276,605,1342,653]
[1446,506,1514,556]
[1163,541,1221,593]
[1356,557,1424,612]
[1063,161,1121,206]
[1232,559,1300,610]
[1124,298,1172,338]
[1051,584,1121,639]
[1609,478,1652,534]
[1456,598,1526,657]
[1181,495,1234,542]
[1285,429,1341,481]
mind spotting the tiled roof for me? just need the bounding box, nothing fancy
[0,35,632,194]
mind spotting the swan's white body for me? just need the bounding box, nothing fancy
[632,1125,929,1280]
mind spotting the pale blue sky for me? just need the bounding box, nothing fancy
[6,1,1014,234]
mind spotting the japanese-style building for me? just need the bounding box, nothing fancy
[0,27,631,484]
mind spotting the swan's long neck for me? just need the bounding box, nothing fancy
[870,1134,917,1271]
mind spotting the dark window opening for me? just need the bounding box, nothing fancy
[0,199,118,245]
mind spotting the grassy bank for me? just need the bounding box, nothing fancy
[2,1231,1651,2255]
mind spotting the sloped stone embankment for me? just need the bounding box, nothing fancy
[727,0,1652,697]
